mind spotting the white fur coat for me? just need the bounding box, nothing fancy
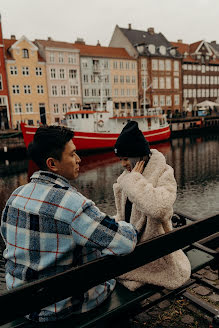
[113,149,191,291]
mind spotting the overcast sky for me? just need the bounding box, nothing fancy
[1,0,219,46]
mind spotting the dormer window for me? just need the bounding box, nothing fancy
[170,48,176,56]
[22,49,29,58]
[148,44,155,54]
[159,46,166,55]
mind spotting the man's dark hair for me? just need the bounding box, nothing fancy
[28,125,74,170]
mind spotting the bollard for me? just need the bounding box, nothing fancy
[3,146,7,152]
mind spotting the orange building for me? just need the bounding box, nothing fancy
[4,35,50,128]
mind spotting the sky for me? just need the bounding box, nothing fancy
[1,0,219,46]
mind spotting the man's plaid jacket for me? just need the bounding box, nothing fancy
[1,170,137,322]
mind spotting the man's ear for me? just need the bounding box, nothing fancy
[46,157,58,172]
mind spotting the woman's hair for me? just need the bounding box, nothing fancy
[27,125,74,170]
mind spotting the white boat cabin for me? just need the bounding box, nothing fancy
[65,101,168,133]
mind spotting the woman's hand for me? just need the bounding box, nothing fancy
[132,161,145,174]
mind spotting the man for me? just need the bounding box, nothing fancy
[0,125,137,322]
[113,121,191,291]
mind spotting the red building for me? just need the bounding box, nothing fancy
[0,15,11,128]
[171,39,219,115]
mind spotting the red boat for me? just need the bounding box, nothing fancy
[21,102,170,152]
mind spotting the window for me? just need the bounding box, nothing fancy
[126,61,130,69]
[120,75,124,83]
[202,65,206,73]
[206,89,209,97]
[22,49,29,58]
[192,76,196,84]
[141,59,147,69]
[153,95,159,106]
[37,85,44,94]
[174,77,179,89]
[61,85,67,95]
[120,61,123,69]
[70,85,78,95]
[183,89,188,97]
[36,67,42,76]
[132,76,136,83]
[188,75,192,84]
[0,75,2,90]
[113,61,118,69]
[58,52,64,63]
[14,103,22,113]
[26,103,33,113]
[114,89,118,96]
[62,104,67,113]
[183,75,188,84]
[153,77,158,89]
[81,60,88,68]
[160,95,165,106]
[159,60,165,71]
[83,74,88,83]
[92,89,97,96]
[197,89,201,97]
[68,54,76,64]
[166,96,172,106]
[51,85,58,96]
[132,89,136,96]
[114,75,118,83]
[188,89,192,98]
[165,60,171,71]
[69,69,77,79]
[50,68,56,79]
[193,89,196,97]
[10,66,18,75]
[152,59,158,70]
[197,76,201,84]
[53,104,59,113]
[49,53,55,63]
[121,89,125,96]
[131,62,136,69]
[166,77,171,89]
[159,77,165,89]
[174,61,179,71]
[206,76,209,84]
[12,85,20,94]
[59,69,65,79]
[202,89,205,97]
[84,89,89,96]
[174,95,180,105]
[202,76,206,84]
[126,76,130,83]
[24,85,31,94]
[22,67,29,75]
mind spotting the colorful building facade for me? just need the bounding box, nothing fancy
[171,39,219,114]
[73,40,138,116]
[0,15,11,128]
[4,35,50,128]
[110,25,183,116]
[35,39,82,124]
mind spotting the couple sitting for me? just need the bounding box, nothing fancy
[0,121,191,322]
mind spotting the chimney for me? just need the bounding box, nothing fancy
[47,36,53,41]
[147,27,154,35]
[75,37,85,45]
[177,39,183,43]
[11,35,16,40]
[128,23,132,30]
[97,40,101,46]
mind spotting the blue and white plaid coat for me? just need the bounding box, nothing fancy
[1,171,137,322]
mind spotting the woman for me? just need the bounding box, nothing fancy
[113,121,191,291]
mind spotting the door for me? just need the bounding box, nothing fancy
[39,103,47,125]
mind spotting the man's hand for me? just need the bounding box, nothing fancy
[132,161,145,174]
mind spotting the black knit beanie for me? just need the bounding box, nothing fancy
[114,121,150,157]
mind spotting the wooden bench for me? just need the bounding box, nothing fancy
[0,213,218,328]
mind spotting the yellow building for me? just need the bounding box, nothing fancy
[4,35,50,128]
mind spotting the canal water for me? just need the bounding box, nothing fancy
[0,134,218,293]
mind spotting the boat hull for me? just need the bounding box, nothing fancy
[21,124,170,151]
